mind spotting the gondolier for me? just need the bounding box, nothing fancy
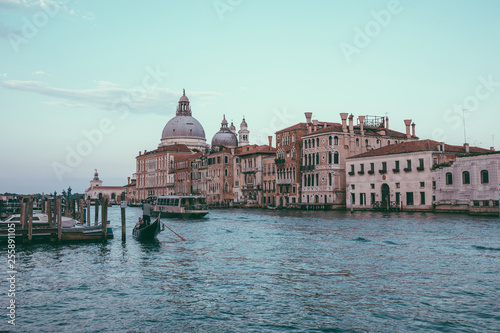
[142,200,153,225]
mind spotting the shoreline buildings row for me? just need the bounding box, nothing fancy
[89,90,499,216]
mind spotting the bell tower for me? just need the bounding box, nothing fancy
[238,116,249,146]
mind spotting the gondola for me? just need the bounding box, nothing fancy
[132,218,161,241]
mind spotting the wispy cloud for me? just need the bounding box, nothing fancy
[0,73,7,77]
[0,79,221,114]
[32,70,52,76]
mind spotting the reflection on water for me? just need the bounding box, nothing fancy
[6,207,500,332]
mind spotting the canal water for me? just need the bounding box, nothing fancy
[3,208,500,332]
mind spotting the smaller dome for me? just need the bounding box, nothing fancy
[229,121,236,132]
[211,131,238,148]
[240,116,247,128]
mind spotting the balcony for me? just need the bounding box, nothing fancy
[417,166,425,172]
[404,167,412,173]
[368,170,375,175]
[300,165,315,171]
[242,184,261,190]
[277,178,293,185]
[379,169,387,174]
[393,168,400,173]
[242,167,258,173]
[357,171,365,175]
[275,158,285,165]
[348,171,355,176]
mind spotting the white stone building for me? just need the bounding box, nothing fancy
[345,140,489,211]
[434,151,500,215]
[84,170,124,203]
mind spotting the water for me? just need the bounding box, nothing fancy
[2,208,500,332]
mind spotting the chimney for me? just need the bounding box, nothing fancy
[304,112,312,124]
[386,116,389,129]
[358,116,365,135]
[127,177,130,185]
[464,143,470,153]
[412,122,416,137]
[348,114,354,134]
[340,113,348,133]
[404,120,412,138]
[268,136,273,149]
[312,119,318,132]
[139,151,142,156]
[491,147,495,151]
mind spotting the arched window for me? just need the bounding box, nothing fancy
[334,152,339,164]
[311,174,315,186]
[328,151,332,164]
[305,140,308,149]
[316,138,319,147]
[334,136,339,145]
[328,173,332,186]
[446,172,453,185]
[316,153,319,165]
[329,136,332,145]
[356,138,359,147]
[481,170,489,184]
[224,182,229,193]
[307,174,311,187]
[304,175,307,186]
[312,139,315,148]
[316,174,319,186]
[224,169,228,177]
[387,141,391,145]
[365,139,368,146]
[462,171,470,184]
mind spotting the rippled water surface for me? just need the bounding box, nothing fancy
[2,208,500,332]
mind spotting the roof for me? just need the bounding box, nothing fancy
[303,123,413,139]
[236,145,276,156]
[175,151,204,163]
[138,144,192,157]
[276,123,308,134]
[347,139,490,159]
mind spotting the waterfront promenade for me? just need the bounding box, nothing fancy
[6,207,500,332]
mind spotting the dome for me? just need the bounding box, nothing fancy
[211,115,238,148]
[211,131,238,148]
[162,116,206,140]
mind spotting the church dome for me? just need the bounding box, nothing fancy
[162,116,206,140]
[211,115,238,149]
[159,90,207,151]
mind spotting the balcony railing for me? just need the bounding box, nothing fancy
[393,168,400,173]
[300,165,315,171]
[379,169,387,174]
[242,167,258,173]
[275,158,285,165]
[368,170,375,175]
[417,166,425,172]
[358,171,365,175]
[348,171,355,176]
[277,178,293,185]
[404,167,412,172]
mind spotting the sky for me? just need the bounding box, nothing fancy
[1,0,500,194]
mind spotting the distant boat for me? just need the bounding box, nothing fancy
[132,219,161,241]
[1,213,81,228]
[267,205,278,210]
[152,195,208,218]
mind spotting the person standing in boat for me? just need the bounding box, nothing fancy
[142,200,153,226]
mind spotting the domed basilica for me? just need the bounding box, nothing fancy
[159,90,250,152]
[159,89,208,152]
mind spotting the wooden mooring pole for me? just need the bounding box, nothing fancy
[47,199,53,228]
[121,203,126,242]
[86,199,91,226]
[57,197,62,242]
[20,200,26,230]
[95,199,99,226]
[101,198,108,240]
[79,199,84,224]
[27,198,33,242]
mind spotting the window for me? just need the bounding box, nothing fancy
[406,192,414,205]
[356,138,359,147]
[334,152,339,164]
[396,183,400,189]
[481,170,489,184]
[395,192,400,204]
[446,172,453,185]
[404,159,412,172]
[462,171,470,184]
[224,169,228,176]
[329,136,332,145]
[370,183,375,189]
[371,193,376,205]
[360,193,366,206]
[369,163,374,174]
[420,182,425,188]
[483,200,490,206]
[217,156,221,164]
[349,164,355,175]
[328,152,332,164]
[358,164,365,175]
[316,153,319,165]
[379,162,387,174]
[334,136,339,145]
[365,139,369,147]
[224,156,229,164]
[420,192,426,205]
[316,138,319,147]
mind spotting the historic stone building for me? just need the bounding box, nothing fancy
[300,113,419,209]
[236,143,276,207]
[85,170,124,203]
[346,140,489,212]
[434,150,499,215]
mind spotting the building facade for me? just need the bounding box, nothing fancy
[434,151,499,215]
[84,170,124,203]
[300,113,419,209]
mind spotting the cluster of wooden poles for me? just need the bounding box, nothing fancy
[15,196,111,243]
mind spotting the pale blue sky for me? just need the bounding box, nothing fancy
[1,0,500,193]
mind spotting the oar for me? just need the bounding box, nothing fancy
[160,221,186,241]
